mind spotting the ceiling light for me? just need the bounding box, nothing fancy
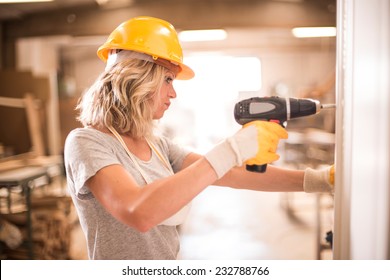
[95,0,109,5]
[292,27,337,38]
[272,0,303,2]
[179,29,227,42]
[0,0,53,3]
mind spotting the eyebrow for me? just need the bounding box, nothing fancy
[166,71,176,79]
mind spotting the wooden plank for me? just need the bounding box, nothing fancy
[24,93,45,157]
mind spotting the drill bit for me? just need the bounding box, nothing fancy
[321,104,336,109]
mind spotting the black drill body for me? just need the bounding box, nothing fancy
[234,96,320,127]
[234,96,323,172]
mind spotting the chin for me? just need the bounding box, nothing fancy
[153,112,164,119]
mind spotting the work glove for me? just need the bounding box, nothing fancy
[205,120,288,179]
[0,219,23,249]
[303,165,335,193]
[244,121,288,166]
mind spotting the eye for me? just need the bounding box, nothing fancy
[165,76,174,84]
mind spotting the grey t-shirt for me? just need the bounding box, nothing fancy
[64,127,191,260]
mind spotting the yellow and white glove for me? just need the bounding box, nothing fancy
[205,120,288,179]
[303,165,335,193]
[244,121,288,166]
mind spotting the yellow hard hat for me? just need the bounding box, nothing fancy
[97,16,194,80]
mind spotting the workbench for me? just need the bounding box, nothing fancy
[0,166,49,259]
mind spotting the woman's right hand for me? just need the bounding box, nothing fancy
[244,120,288,166]
[205,120,288,179]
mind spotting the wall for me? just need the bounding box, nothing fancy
[16,37,66,155]
[0,70,50,158]
[334,0,390,259]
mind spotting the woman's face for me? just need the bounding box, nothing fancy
[152,71,177,119]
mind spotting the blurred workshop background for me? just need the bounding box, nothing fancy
[0,0,389,260]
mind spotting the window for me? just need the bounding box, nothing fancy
[160,54,262,152]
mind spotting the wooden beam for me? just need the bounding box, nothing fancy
[24,93,45,157]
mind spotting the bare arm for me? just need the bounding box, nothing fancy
[215,165,304,192]
[86,154,217,232]
[181,152,304,192]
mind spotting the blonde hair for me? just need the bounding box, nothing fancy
[77,59,166,139]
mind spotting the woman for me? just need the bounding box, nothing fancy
[64,16,334,260]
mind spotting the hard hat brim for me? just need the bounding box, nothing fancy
[176,63,195,80]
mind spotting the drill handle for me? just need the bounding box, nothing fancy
[246,164,267,173]
[245,119,284,173]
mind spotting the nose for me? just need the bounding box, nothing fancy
[168,85,177,99]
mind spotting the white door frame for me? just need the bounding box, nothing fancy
[334,0,390,259]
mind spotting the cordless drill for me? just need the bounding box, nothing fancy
[234,96,335,173]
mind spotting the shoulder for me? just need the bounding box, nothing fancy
[67,127,103,138]
[64,127,121,170]
[66,127,112,144]
[65,127,116,154]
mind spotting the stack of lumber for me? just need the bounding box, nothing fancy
[2,195,77,259]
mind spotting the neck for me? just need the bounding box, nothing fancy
[106,126,151,161]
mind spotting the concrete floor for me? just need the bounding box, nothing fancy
[178,187,334,260]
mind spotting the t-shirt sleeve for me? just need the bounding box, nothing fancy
[64,129,120,198]
[158,136,192,173]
